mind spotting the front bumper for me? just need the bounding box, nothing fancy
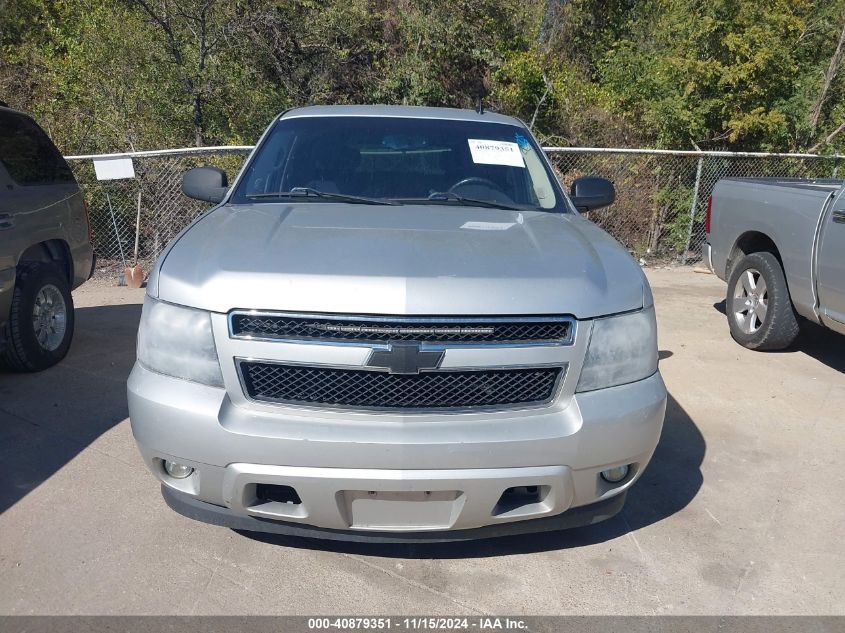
[162,484,628,543]
[128,364,666,537]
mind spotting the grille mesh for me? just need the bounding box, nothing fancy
[231,314,571,344]
[240,362,562,409]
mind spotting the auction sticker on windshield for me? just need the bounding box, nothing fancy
[468,139,525,167]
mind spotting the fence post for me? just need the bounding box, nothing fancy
[682,156,704,264]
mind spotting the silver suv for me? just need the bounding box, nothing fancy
[128,106,666,541]
[0,104,94,371]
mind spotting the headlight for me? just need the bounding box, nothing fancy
[576,307,658,392]
[137,296,224,387]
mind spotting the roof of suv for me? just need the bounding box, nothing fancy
[280,105,524,127]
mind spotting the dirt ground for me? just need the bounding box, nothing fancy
[0,268,843,615]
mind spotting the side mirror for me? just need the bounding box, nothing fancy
[570,176,615,212]
[182,166,229,203]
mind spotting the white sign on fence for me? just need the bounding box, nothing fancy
[93,156,135,180]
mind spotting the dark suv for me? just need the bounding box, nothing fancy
[0,104,94,371]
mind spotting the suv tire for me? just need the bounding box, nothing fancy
[1,262,75,372]
[726,252,799,351]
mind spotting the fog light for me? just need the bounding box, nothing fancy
[600,464,630,483]
[164,460,194,479]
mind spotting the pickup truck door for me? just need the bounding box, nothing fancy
[816,186,845,333]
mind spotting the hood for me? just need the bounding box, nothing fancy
[154,203,646,318]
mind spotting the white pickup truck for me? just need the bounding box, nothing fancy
[704,177,845,349]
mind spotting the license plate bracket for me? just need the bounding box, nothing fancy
[340,489,465,530]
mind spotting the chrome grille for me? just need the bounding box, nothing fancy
[239,362,563,410]
[230,312,573,345]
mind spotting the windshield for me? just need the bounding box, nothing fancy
[231,115,567,211]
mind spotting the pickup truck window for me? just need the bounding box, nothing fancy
[231,116,567,212]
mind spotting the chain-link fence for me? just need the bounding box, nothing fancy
[65,147,251,273]
[66,146,843,272]
[545,148,842,262]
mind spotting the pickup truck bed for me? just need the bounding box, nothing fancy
[705,176,845,348]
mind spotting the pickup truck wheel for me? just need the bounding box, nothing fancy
[727,252,799,351]
[0,262,75,372]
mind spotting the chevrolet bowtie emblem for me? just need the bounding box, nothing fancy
[366,343,444,374]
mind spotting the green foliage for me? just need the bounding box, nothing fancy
[1,0,844,154]
[371,0,540,107]
[600,0,845,151]
[655,182,695,253]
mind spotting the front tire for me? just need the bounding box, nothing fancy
[726,252,799,351]
[1,262,75,372]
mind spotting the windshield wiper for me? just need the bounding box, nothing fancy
[399,191,521,211]
[246,187,398,206]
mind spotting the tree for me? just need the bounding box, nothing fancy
[129,0,232,146]
[596,0,845,152]
[3,0,844,155]
[808,13,845,152]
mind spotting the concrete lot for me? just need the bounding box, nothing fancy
[0,268,843,615]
